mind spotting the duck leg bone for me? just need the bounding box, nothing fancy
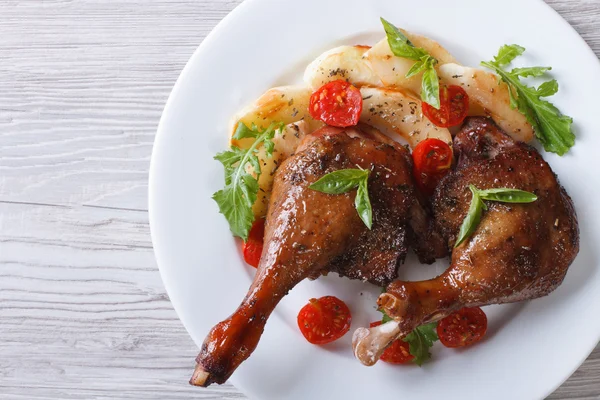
[352,320,401,366]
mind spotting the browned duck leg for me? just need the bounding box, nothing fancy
[353,117,579,366]
[192,126,425,386]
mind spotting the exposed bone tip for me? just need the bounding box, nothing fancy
[352,320,401,366]
[352,327,377,366]
[190,363,211,387]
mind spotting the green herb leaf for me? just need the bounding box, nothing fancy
[455,185,538,247]
[537,80,559,98]
[309,168,373,229]
[381,17,440,108]
[481,45,575,155]
[308,169,369,194]
[507,85,518,108]
[403,322,439,366]
[213,122,282,240]
[233,122,259,140]
[454,185,485,248]
[212,176,258,241]
[492,44,525,67]
[379,307,439,365]
[381,311,393,324]
[511,66,552,78]
[380,17,427,61]
[355,180,373,229]
[477,188,538,203]
[214,147,245,185]
[405,56,428,78]
[421,57,440,109]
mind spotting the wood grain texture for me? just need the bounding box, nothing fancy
[0,0,597,399]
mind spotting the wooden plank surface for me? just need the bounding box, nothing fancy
[0,0,598,398]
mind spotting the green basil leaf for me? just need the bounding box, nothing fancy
[454,185,538,247]
[309,168,373,229]
[454,185,484,248]
[380,17,427,61]
[421,59,440,109]
[405,57,428,79]
[511,66,551,78]
[492,44,526,67]
[309,169,368,194]
[355,179,373,230]
[380,18,440,109]
[403,322,439,366]
[477,188,538,203]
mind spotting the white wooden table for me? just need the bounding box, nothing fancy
[0,1,598,399]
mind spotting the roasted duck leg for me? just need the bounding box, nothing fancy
[353,117,580,365]
[191,125,445,386]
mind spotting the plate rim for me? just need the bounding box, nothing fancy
[149,0,600,398]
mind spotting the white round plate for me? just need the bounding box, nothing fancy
[149,0,600,399]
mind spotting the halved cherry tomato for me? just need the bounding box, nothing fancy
[422,85,469,128]
[437,307,488,348]
[297,296,352,345]
[242,219,265,268]
[370,321,414,364]
[309,80,363,127]
[412,138,453,195]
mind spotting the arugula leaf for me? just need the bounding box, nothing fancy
[381,18,440,109]
[214,147,246,185]
[403,323,439,366]
[213,122,282,241]
[492,44,525,66]
[455,185,537,247]
[378,307,439,365]
[481,45,575,155]
[233,122,261,140]
[309,168,373,229]
[537,80,559,98]
[511,66,552,78]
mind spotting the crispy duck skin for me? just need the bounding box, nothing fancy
[191,125,445,387]
[353,117,580,366]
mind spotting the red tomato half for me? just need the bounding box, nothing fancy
[309,80,363,127]
[370,321,415,364]
[242,219,265,268]
[412,138,453,195]
[437,307,488,348]
[423,85,469,128]
[297,296,352,345]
